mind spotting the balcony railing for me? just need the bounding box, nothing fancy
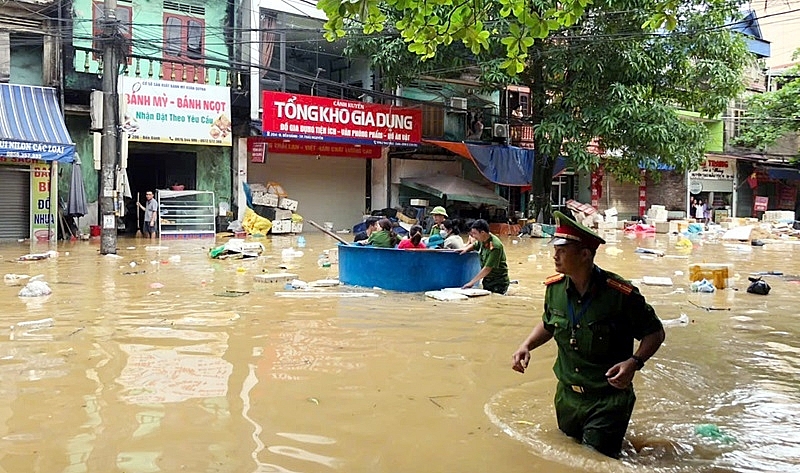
[71,45,245,89]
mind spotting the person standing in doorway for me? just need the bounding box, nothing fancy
[695,199,707,224]
[511,210,665,458]
[137,191,159,239]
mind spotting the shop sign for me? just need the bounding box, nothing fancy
[250,141,266,163]
[689,181,703,194]
[753,196,769,212]
[31,164,55,241]
[0,156,46,165]
[267,140,381,159]
[120,77,232,147]
[0,142,70,162]
[778,184,797,209]
[262,92,422,147]
[688,157,735,180]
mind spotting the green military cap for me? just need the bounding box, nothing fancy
[430,206,448,217]
[551,210,606,250]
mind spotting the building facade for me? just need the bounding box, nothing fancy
[243,1,397,230]
[0,0,72,240]
[63,0,248,233]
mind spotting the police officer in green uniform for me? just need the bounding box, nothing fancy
[511,211,665,458]
[459,219,510,294]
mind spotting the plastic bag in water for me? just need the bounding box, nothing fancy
[18,280,52,297]
[695,424,736,444]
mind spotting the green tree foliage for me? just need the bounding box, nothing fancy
[322,0,751,220]
[318,0,684,76]
[734,62,800,156]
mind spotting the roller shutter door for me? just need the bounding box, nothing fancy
[0,167,30,239]
[250,154,366,230]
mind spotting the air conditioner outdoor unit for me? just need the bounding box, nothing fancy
[493,123,509,139]
[449,97,467,111]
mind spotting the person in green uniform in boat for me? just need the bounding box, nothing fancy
[511,210,665,458]
[428,206,448,236]
[365,218,399,248]
[458,219,509,294]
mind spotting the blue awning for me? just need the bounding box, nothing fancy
[0,84,75,163]
[766,167,800,181]
[423,140,567,186]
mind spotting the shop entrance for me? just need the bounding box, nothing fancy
[551,174,576,215]
[0,166,31,240]
[124,152,197,233]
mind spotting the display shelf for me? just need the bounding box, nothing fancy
[157,190,216,239]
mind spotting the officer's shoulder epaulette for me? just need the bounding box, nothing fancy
[606,277,633,295]
[544,273,565,286]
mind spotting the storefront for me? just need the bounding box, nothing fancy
[736,164,800,217]
[250,92,421,230]
[119,77,232,233]
[0,84,74,241]
[687,155,737,221]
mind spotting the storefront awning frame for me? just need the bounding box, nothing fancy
[0,84,75,163]
[400,174,509,208]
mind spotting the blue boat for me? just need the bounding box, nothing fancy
[338,244,481,292]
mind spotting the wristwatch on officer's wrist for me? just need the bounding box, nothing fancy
[630,355,645,370]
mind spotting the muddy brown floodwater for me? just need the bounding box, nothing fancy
[0,231,799,473]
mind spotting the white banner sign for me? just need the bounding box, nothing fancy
[119,77,231,147]
[689,156,735,180]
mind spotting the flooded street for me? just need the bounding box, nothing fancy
[1,231,799,473]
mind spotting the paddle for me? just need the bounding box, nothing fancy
[307,220,350,245]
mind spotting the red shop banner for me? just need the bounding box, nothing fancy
[262,91,422,147]
[248,137,382,159]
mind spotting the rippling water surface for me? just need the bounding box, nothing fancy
[0,232,798,472]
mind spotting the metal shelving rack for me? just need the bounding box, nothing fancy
[157,190,216,239]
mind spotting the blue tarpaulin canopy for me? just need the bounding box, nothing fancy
[0,84,75,163]
[423,140,567,186]
[766,167,800,181]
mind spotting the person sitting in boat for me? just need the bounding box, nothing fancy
[398,225,426,249]
[458,219,510,294]
[363,218,399,248]
[427,219,466,249]
[441,219,466,249]
[428,206,448,236]
[354,216,380,243]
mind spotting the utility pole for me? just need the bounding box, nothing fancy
[99,0,119,254]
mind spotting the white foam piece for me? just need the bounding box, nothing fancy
[642,276,674,286]
[442,287,491,297]
[425,290,468,301]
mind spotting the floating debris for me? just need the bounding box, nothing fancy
[213,290,250,298]
[275,292,378,298]
[253,273,297,283]
[642,276,674,286]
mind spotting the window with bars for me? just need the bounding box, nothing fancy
[162,13,205,82]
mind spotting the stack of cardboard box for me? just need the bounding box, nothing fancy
[249,184,302,234]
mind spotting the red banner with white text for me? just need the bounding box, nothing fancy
[262,92,422,147]
[247,137,381,160]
